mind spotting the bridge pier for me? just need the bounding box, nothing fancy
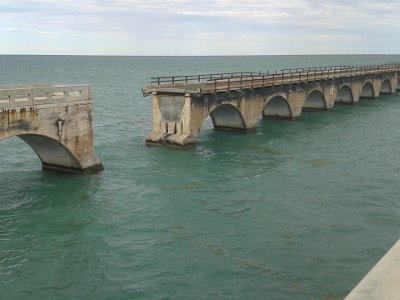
[146,91,264,147]
[0,84,103,173]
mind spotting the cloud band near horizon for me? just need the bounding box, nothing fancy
[0,0,399,55]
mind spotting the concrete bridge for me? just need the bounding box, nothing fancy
[143,62,400,148]
[0,84,103,173]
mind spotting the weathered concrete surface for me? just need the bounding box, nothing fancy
[345,239,400,300]
[0,84,103,173]
[144,68,400,147]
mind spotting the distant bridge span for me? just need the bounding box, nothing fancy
[0,84,103,173]
[143,63,400,147]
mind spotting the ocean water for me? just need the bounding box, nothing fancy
[1,54,400,299]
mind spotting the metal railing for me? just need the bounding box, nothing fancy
[150,71,267,85]
[147,62,400,94]
[200,62,400,93]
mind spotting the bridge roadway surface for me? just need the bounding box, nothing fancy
[143,64,400,95]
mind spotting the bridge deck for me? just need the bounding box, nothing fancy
[143,63,400,96]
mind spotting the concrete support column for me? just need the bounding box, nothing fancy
[323,86,337,109]
[146,93,201,147]
[146,92,165,145]
[389,76,398,94]
[287,89,306,118]
[372,79,382,98]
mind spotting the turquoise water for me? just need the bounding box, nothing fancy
[1,55,400,299]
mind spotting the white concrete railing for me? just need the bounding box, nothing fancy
[0,84,91,108]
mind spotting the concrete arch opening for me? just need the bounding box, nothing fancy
[336,85,354,103]
[360,82,375,99]
[262,96,292,119]
[397,79,400,91]
[303,90,326,110]
[17,134,82,171]
[209,104,246,131]
[380,79,392,95]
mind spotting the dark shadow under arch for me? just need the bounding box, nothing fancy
[336,85,354,103]
[380,79,392,94]
[303,90,327,110]
[17,134,82,170]
[209,104,246,131]
[360,82,375,99]
[263,96,292,119]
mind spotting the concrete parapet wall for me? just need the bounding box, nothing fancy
[0,84,91,109]
[345,238,400,300]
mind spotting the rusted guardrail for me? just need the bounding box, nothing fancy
[199,62,400,93]
[150,71,268,85]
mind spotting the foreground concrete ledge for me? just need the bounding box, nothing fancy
[345,238,400,300]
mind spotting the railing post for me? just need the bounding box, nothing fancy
[172,77,175,84]
[158,78,160,85]
[273,74,275,85]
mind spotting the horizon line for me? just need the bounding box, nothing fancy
[1,53,399,57]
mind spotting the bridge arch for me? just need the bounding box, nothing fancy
[397,78,400,91]
[209,104,246,131]
[380,79,392,94]
[303,90,327,110]
[336,85,354,103]
[14,134,82,171]
[262,96,292,119]
[360,81,375,99]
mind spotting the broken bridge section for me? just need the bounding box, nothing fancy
[143,63,400,148]
[0,84,103,173]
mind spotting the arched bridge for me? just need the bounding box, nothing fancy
[143,62,400,147]
[0,84,103,172]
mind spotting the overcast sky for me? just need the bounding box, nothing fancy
[1,0,399,55]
